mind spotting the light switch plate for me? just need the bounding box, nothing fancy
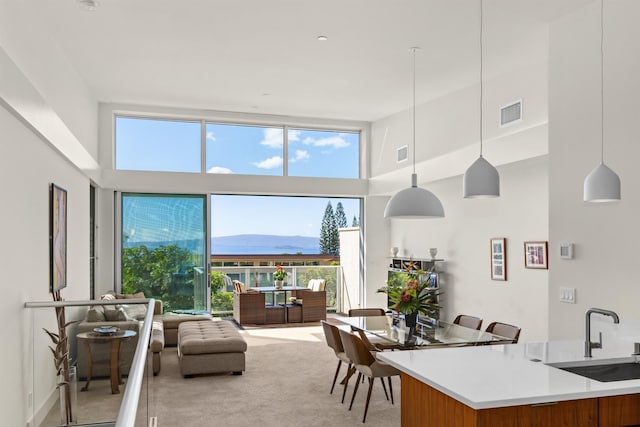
[560,243,574,259]
[559,286,576,303]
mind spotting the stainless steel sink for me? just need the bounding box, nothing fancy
[547,357,640,382]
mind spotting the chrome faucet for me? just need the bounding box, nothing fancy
[585,308,620,358]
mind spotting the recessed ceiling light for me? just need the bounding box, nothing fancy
[317,36,328,41]
[78,0,100,11]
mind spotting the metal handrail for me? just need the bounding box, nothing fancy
[115,298,154,426]
[24,298,154,427]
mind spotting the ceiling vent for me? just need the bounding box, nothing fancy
[397,145,408,163]
[500,100,522,127]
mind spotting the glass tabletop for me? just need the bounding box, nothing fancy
[340,315,511,348]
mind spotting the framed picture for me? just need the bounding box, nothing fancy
[524,241,548,269]
[50,183,68,292]
[490,238,507,281]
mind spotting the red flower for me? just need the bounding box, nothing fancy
[401,292,412,302]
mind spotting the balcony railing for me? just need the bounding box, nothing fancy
[24,299,154,427]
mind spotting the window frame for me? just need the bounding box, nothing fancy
[112,111,364,179]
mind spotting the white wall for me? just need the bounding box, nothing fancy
[338,227,361,314]
[386,157,549,342]
[369,62,548,190]
[364,196,392,309]
[548,1,640,339]
[0,104,90,425]
[0,0,98,159]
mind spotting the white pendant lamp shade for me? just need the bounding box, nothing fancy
[384,173,445,218]
[463,156,500,198]
[583,0,621,203]
[463,0,500,199]
[584,162,620,202]
[384,47,445,219]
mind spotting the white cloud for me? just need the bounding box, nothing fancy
[260,128,284,148]
[253,156,283,169]
[288,130,302,143]
[289,150,310,163]
[206,131,216,142]
[303,134,350,149]
[207,166,233,174]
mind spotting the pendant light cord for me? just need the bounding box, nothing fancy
[412,47,417,175]
[600,0,605,164]
[479,0,484,158]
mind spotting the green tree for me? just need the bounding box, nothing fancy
[352,215,360,227]
[335,202,348,229]
[122,244,195,312]
[319,202,335,255]
[210,271,233,314]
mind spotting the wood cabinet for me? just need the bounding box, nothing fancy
[400,373,640,427]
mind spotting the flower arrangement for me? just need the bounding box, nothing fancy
[273,264,286,281]
[377,259,440,317]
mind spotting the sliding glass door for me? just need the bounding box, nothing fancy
[121,193,208,313]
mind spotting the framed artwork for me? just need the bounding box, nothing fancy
[490,238,507,281]
[50,183,68,292]
[524,241,548,269]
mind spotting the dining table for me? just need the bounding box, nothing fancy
[339,314,512,349]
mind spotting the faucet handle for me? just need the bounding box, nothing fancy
[591,332,603,350]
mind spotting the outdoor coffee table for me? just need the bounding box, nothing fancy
[77,329,137,394]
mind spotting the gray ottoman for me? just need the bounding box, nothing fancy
[177,320,247,377]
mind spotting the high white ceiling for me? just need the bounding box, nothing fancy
[34,0,591,122]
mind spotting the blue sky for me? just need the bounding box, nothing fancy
[116,117,359,179]
[211,195,360,237]
[115,117,361,238]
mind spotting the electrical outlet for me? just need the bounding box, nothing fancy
[560,287,576,303]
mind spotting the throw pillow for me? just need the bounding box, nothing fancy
[118,304,148,320]
[86,306,106,322]
[101,293,118,319]
[104,307,121,321]
[116,307,134,322]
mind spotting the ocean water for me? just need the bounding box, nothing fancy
[212,245,320,255]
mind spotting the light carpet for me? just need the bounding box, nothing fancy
[146,323,401,426]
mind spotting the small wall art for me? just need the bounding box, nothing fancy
[50,183,68,292]
[524,241,548,269]
[490,238,507,281]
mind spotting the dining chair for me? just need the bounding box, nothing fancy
[321,321,354,402]
[453,314,483,330]
[347,308,398,350]
[485,321,521,344]
[348,308,386,317]
[338,329,400,423]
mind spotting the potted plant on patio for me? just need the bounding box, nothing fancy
[273,264,286,289]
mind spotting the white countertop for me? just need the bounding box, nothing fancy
[377,329,640,410]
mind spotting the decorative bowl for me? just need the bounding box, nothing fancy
[93,326,119,336]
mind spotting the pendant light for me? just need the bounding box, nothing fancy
[583,0,621,202]
[463,0,500,198]
[384,47,445,218]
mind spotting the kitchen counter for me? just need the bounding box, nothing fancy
[377,338,640,410]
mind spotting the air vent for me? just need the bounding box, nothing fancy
[397,145,408,163]
[500,100,522,127]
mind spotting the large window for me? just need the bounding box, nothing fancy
[115,115,360,178]
[205,124,283,176]
[211,195,360,255]
[121,193,208,313]
[115,117,201,172]
[287,128,359,179]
